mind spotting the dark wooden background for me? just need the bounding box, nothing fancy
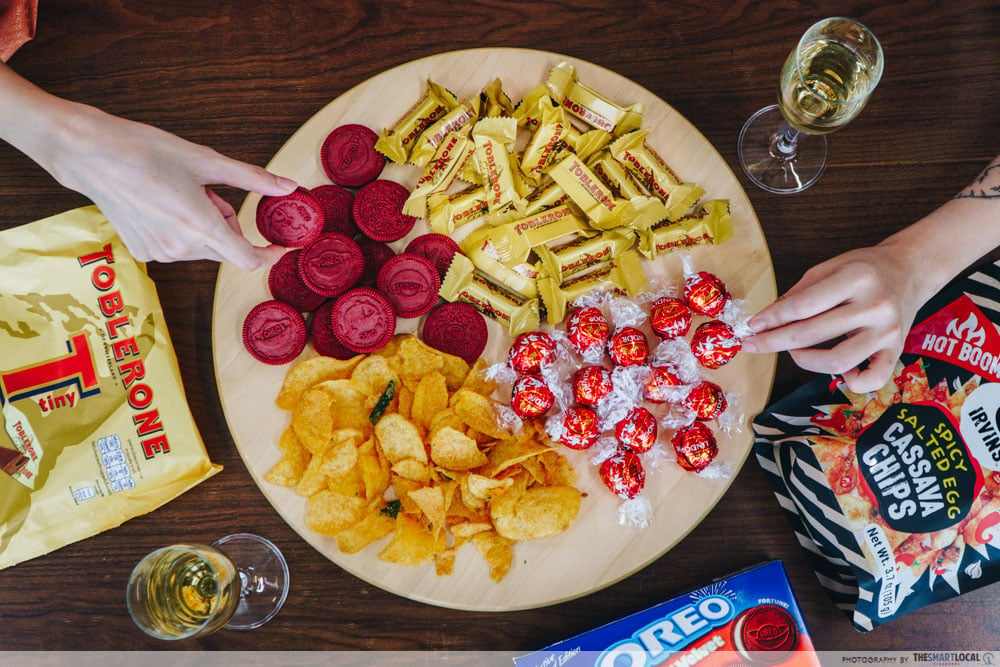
[2,0,998,653]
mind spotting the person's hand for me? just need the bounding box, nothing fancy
[741,243,929,393]
[39,102,296,270]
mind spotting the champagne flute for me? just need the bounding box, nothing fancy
[738,17,884,193]
[126,533,289,640]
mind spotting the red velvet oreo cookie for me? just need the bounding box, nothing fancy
[268,250,325,312]
[256,187,325,247]
[321,124,385,187]
[353,180,416,242]
[404,233,461,279]
[309,299,357,360]
[377,253,441,318]
[242,299,307,365]
[310,184,357,237]
[356,237,396,288]
[297,233,364,297]
[421,302,488,364]
[330,287,396,354]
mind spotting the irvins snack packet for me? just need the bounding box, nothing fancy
[754,261,1000,631]
[0,207,220,569]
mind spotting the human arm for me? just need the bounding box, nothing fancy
[742,155,1000,393]
[0,62,296,270]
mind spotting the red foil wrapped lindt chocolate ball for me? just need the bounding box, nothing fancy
[600,449,646,499]
[644,365,685,404]
[684,381,727,421]
[559,406,600,450]
[650,296,692,339]
[567,306,610,355]
[685,271,729,317]
[672,422,718,472]
[511,374,554,418]
[615,407,657,454]
[691,320,741,369]
[572,366,613,406]
[508,331,556,374]
[608,326,649,366]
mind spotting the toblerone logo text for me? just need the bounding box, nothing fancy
[0,244,171,460]
[78,244,172,459]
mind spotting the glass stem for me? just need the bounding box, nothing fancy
[770,123,800,161]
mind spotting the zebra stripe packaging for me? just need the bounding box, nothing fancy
[754,262,1000,632]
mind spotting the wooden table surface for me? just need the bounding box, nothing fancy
[2,0,998,653]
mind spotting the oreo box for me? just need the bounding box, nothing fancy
[514,561,818,667]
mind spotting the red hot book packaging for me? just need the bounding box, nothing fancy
[514,561,818,666]
[755,260,1000,631]
[0,207,220,569]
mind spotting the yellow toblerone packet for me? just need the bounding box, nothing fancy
[0,207,221,570]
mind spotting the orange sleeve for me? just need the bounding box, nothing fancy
[0,0,38,62]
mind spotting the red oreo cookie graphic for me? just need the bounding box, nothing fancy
[356,237,396,288]
[320,124,385,187]
[309,300,357,360]
[310,184,357,237]
[267,249,325,312]
[353,179,416,242]
[732,605,799,664]
[421,302,488,364]
[405,233,461,279]
[256,187,325,248]
[330,287,396,354]
[377,253,441,318]
[242,300,307,365]
[298,233,364,297]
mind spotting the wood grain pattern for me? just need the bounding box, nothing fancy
[1,0,999,651]
[212,47,775,611]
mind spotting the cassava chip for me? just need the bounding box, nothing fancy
[276,354,363,410]
[350,355,400,397]
[263,458,303,487]
[315,379,375,432]
[357,437,391,500]
[334,510,396,554]
[491,485,582,541]
[407,485,448,538]
[435,548,457,576]
[263,427,310,486]
[439,353,471,391]
[483,437,550,478]
[396,385,414,419]
[390,336,444,383]
[472,531,514,582]
[430,427,489,471]
[458,358,496,396]
[291,387,335,454]
[450,521,492,542]
[467,473,514,501]
[453,389,510,439]
[322,429,363,478]
[305,490,368,536]
[378,513,444,566]
[411,371,449,430]
[375,413,427,464]
[392,459,432,482]
[326,465,366,497]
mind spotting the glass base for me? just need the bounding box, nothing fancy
[738,104,828,194]
[213,533,290,630]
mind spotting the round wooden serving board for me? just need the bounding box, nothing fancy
[212,48,777,611]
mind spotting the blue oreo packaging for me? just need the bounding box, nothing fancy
[514,561,818,666]
[754,261,1000,631]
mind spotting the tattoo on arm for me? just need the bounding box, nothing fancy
[955,157,1000,199]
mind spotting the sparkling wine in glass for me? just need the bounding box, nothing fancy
[738,17,884,193]
[126,533,289,640]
